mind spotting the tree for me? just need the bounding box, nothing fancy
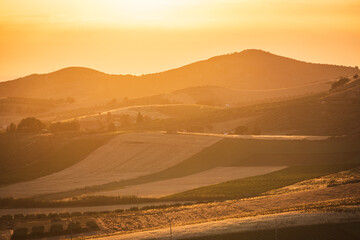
[136,112,143,124]
[6,122,17,133]
[49,120,80,133]
[331,77,350,90]
[16,117,44,133]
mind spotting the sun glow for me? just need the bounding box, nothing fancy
[102,0,187,24]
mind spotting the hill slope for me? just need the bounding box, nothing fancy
[0,50,358,104]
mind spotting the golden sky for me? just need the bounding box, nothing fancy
[0,0,359,81]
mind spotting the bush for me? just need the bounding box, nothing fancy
[67,222,82,233]
[14,214,25,220]
[36,213,47,219]
[70,212,82,217]
[49,120,80,133]
[48,213,59,218]
[86,221,99,230]
[31,225,45,236]
[12,228,28,239]
[0,214,13,220]
[17,117,44,133]
[354,74,359,79]
[331,77,350,90]
[58,212,70,218]
[114,209,124,213]
[49,224,63,235]
[128,207,139,211]
[25,214,36,220]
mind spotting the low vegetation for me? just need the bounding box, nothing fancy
[184,221,360,240]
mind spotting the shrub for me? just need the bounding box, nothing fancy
[12,228,28,239]
[67,222,82,233]
[49,120,80,133]
[70,212,82,217]
[354,74,359,79]
[331,77,350,90]
[14,214,25,220]
[58,212,70,218]
[25,214,36,220]
[114,209,124,213]
[0,214,13,220]
[48,213,59,218]
[36,213,47,219]
[49,224,63,235]
[17,117,45,133]
[128,207,139,211]
[86,221,99,230]
[31,225,45,236]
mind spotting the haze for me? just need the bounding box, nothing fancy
[0,0,359,81]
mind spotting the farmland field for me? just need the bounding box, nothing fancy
[0,133,220,198]
[0,132,116,186]
[93,166,286,197]
[167,164,359,200]
[30,136,360,200]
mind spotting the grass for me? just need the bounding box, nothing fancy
[0,132,116,186]
[184,221,360,240]
[165,164,358,200]
[39,137,360,200]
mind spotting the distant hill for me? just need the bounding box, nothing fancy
[152,81,331,106]
[177,76,360,136]
[0,50,358,104]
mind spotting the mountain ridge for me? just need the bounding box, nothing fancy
[0,49,358,104]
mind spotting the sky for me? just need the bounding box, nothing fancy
[0,0,359,81]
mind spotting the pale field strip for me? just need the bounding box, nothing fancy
[92,211,360,240]
[0,133,220,198]
[91,166,287,197]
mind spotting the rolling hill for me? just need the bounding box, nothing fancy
[0,50,358,104]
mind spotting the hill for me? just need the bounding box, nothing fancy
[138,76,360,136]
[0,50,358,104]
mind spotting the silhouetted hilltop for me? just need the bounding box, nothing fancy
[0,50,358,104]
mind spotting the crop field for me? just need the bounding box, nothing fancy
[93,166,286,197]
[0,133,220,198]
[265,166,360,195]
[167,164,358,200]
[0,132,115,186]
[35,137,360,199]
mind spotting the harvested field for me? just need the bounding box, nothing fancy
[265,166,360,195]
[93,166,287,197]
[92,183,360,238]
[0,133,220,198]
[93,212,360,240]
